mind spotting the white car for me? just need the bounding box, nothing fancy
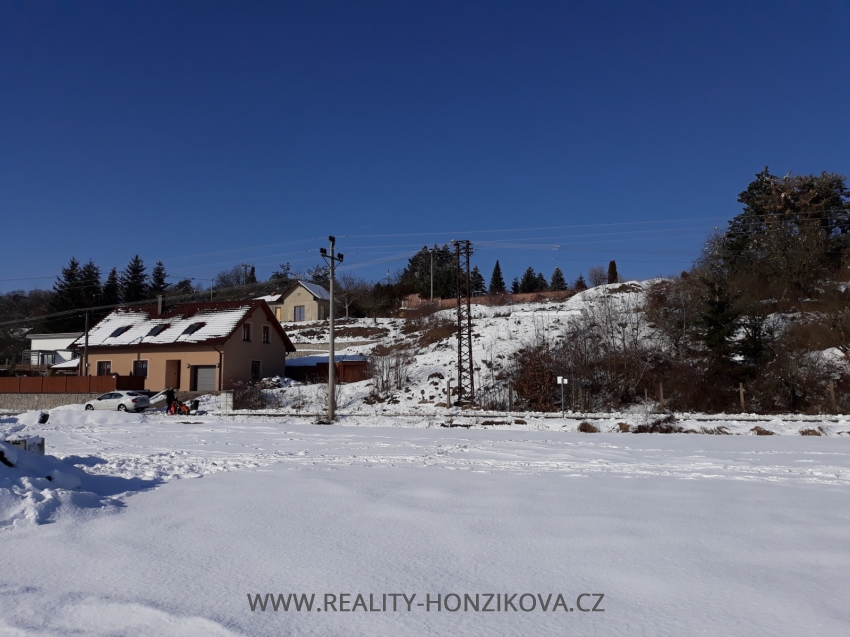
[84,391,150,413]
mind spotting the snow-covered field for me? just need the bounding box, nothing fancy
[2,408,850,636]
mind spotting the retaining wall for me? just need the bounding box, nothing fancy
[0,393,99,411]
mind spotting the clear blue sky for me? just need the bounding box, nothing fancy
[2,1,849,292]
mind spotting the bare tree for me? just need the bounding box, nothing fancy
[336,272,370,318]
[587,266,607,287]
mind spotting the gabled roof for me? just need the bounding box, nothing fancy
[70,300,295,351]
[283,280,330,301]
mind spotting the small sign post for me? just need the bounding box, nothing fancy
[557,376,568,418]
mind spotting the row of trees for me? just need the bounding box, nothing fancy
[46,256,197,332]
[399,244,620,299]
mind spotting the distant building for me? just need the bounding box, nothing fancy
[69,300,295,392]
[26,332,83,368]
[257,281,332,323]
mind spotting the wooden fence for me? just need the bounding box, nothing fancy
[0,375,145,394]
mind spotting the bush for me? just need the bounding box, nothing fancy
[578,422,599,433]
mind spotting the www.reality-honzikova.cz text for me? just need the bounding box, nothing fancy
[248,592,605,613]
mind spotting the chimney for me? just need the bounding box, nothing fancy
[157,295,163,315]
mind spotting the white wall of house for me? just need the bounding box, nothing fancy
[27,333,83,364]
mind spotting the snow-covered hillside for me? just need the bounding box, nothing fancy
[278,281,653,414]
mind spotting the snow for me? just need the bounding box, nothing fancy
[1,407,850,635]
[72,303,257,347]
[50,358,80,370]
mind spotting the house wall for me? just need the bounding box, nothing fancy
[274,288,331,323]
[221,306,289,385]
[85,346,221,392]
[28,334,83,364]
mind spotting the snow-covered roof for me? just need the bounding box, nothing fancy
[50,358,80,370]
[294,281,330,301]
[285,354,367,367]
[254,294,282,303]
[70,301,294,350]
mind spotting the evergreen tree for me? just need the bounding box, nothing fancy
[550,267,567,291]
[519,267,538,293]
[78,260,102,309]
[607,260,619,284]
[101,268,121,306]
[573,274,588,291]
[46,258,83,332]
[246,265,257,285]
[511,277,520,294]
[488,261,506,294]
[149,261,170,298]
[120,255,149,303]
[470,266,485,295]
[535,272,548,291]
[400,245,456,299]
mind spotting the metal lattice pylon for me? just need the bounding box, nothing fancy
[453,240,474,403]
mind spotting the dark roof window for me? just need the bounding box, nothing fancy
[147,324,170,337]
[182,322,206,335]
[109,326,132,338]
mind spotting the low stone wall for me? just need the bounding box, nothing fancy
[0,393,99,411]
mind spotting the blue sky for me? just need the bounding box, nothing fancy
[2,1,849,292]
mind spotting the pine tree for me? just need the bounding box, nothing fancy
[489,261,506,294]
[607,260,619,284]
[511,277,520,294]
[535,272,548,291]
[400,245,456,299]
[470,266,485,295]
[573,274,588,291]
[120,255,149,303]
[519,267,538,293]
[101,268,121,306]
[46,258,83,332]
[149,261,170,298]
[78,260,102,309]
[246,265,257,285]
[550,267,567,291]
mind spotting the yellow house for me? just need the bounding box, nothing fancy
[257,281,332,323]
[70,300,295,392]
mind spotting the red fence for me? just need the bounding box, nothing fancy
[0,375,145,394]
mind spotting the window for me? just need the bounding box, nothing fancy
[262,325,270,343]
[319,305,325,320]
[242,323,252,341]
[182,322,205,335]
[96,361,111,376]
[274,307,282,321]
[147,324,170,337]
[294,305,305,321]
[132,360,148,377]
[250,360,261,380]
[109,326,131,338]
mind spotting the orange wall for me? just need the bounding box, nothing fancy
[85,346,221,392]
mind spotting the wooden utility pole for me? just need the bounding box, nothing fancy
[320,237,344,421]
[739,383,745,413]
[829,380,837,412]
[659,382,665,410]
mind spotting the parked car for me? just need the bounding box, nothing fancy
[84,391,150,412]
